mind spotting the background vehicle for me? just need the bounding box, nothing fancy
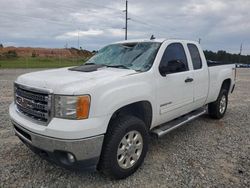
[9,39,236,179]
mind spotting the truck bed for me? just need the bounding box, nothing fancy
[207,60,235,67]
[206,63,235,104]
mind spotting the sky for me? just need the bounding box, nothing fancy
[0,0,249,54]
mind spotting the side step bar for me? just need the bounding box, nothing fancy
[152,107,206,138]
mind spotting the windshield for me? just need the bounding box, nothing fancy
[85,42,161,72]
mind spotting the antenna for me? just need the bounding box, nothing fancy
[150,35,156,40]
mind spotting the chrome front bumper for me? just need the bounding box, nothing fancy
[12,120,104,171]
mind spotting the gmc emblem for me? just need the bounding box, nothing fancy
[16,96,28,108]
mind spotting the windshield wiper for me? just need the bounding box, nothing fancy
[85,62,96,65]
[85,63,130,70]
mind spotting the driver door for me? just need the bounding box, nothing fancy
[156,43,194,124]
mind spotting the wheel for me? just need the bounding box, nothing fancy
[98,115,149,179]
[208,88,228,119]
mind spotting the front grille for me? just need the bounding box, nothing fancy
[14,83,52,124]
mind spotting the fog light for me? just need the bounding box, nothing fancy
[67,153,75,163]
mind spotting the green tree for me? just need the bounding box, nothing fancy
[31,50,37,57]
[4,50,17,58]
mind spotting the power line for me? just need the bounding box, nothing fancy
[0,1,172,39]
[129,17,178,38]
[0,1,212,44]
[30,1,124,15]
[0,11,121,30]
[130,18,151,27]
[122,1,171,40]
[79,0,123,12]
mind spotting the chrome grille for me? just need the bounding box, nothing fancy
[14,83,52,124]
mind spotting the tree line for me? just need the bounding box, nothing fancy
[204,50,250,64]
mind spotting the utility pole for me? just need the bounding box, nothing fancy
[123,0,130,40]
[239,43,242,64]
[198,38,201,44]
[77,29,80,50]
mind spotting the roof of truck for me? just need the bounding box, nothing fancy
[114,38,166,43]
[114,38,199,45]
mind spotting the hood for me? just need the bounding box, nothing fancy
[16,66,137,94]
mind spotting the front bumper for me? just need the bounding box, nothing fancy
[12,120,104,171]
[9,102,110,139]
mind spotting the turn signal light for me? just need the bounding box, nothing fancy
[76,96,90,119]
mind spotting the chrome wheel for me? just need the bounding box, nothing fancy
[219,95,226,114]
[117,130,143,169]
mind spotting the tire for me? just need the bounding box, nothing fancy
[98,115,149,179]
[208,88,228,119]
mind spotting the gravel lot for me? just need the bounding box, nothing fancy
[0,68,249,188]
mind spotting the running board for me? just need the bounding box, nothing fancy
[152,107,206,138]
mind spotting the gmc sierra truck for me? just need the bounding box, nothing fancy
[9,39,236,179]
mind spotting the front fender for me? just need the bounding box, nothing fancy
[90,73,156,121]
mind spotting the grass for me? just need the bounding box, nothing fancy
[0,57,87,68]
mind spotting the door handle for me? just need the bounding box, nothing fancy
[185,77,194,83]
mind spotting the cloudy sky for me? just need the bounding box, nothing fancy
[0,0,249,54]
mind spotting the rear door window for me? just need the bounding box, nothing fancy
[187,44,202,70]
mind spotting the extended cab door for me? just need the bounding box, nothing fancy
[186,43,209,108]
[156,42,194,125]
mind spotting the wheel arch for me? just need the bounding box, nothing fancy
[221,78,231,94]
[107,101,153,131]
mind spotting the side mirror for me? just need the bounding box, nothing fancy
[159,60,186,76]
[159,64,168,76]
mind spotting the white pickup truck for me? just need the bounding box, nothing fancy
[9,39,236,179]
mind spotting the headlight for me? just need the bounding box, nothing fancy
[55,95,90,119]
